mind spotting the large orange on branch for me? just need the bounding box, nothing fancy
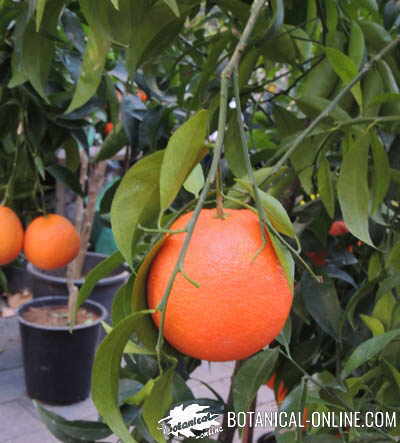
[24,214,80,270]
[0,206,24,265]
[147,209,293,361]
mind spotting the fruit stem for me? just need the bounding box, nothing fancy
[155,0,267,365]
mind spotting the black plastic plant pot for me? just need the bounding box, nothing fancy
[27,252,128,318]
[257,432,276,443]
[17,296,107,405]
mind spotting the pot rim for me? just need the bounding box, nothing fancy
[26,251,129,287]
[17,296,108,331]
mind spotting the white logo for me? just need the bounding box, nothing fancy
[158,403,222,440]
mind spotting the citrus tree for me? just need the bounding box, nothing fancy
[3,0,400,442]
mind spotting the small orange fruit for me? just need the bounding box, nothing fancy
[329,220,349,236]
[104,122,114,136]
[147,209,293,361]
[24,214,80,270]
[136,89,148,102]
[0,206,24,265]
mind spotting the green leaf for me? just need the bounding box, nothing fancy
[360,314,385,336]
[259,190,296,238]
[183,164,204,199]
[225,113,247,178]
[46,164,84,197]
[373,291,396,330]
[76,251,125,311]
[317,156,335,218]
[0,269,7,292]
[66,29,111,113]
[337,133,373,246]
[162,0,180,16]
[132,239,164,350]
[342,329,400,379]
[276,317,292,355]
[95,122,129,162]
[110,0,119,9]
[92,310,155,443]
[349,21,365,70]
[301,273,343,339]
[368,253,382,281]
[35,0,46,31]
[142,368,175,442]
[160,109,209,211]
[371,133,391,215]
[36,402,112,441]
[290,138,318,195]
[21,2,64,100]
[102,322,154,355]
[233,348,279,414]
[112,276,134,326]
[111,151,163,265]
[386,241,400,272]
[296,96,351,122]
[276,383,306,443]
[325,47,363,109]
[268,229,295,289]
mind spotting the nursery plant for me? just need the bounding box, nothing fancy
[2,0,400,442]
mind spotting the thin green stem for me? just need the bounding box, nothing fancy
[155,0,267,365]
[233,66,267,247]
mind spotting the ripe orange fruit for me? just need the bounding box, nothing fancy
[0,206,24,265]
[329,220,349,236]
[147,209,293,361]
[266,374,287,405]
[136,89,148,102]
[104,122,114,136]
[24,214,80,270]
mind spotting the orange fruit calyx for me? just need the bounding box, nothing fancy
[24,213,80,271]
[147,208,293,362]
[0,205,24,266]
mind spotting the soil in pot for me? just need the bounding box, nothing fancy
[22,305,99,327]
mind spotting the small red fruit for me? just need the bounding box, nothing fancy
[136,89,148,102]
[329,220,349,236]
[266,375,287,405]
[104,122,114,136]
[305,251,327,267]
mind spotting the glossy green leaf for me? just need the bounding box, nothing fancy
[183,164,204,199]
[77,251,126,311]
[301,273,342,339]
[317,156,335,218]
[386,241,400,272]
[112,275,134,326]
[111,151,163,265]
[21,2,63,100]
[325,47,363,109]
[342,329,400,379]
[102,322,154,355]
[296,96,351,122]
[259,189,296,238]
[276,317,292,355]
[290,138,317,194]
[349,21,365,69]
[132,239,164,350]
[276,383,306,443]
[35,0,46,31]
[36,403,112,442]
[371,133,390,215]
[325,0,338,33]
[142,368,175,442]
[110,0,119,9]
[233,348,279,414]
[368,253,382,281]
[373,291,395,330]
[163,0,180,16]
[362,67,384,117]
[92,310,155,443]
[160,109,209,211]
[268,229,295,289]
[360,314,385,336]
[66,29,110,113]
[338,133,373,246]
[225,113,247,178]
[95,122,129,162]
